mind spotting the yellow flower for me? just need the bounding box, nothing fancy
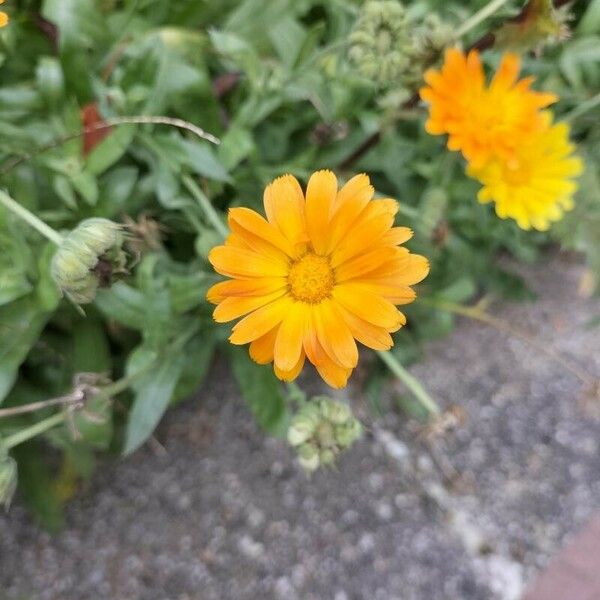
[207,171,429,388]
[419,48,557,167]
[467,113,583,231]
[0,0,8,28]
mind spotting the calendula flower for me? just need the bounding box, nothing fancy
[207,171,429,388]
[467,113,583,230]
[419,48,557,167]
[0,0,9,28]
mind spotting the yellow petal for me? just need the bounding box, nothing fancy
[230,296,293,344]
[274,303,307,371]
[305,170,337,254]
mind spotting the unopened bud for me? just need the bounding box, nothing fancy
[297,443,320,472]
[51,218,127,304]
[287,397,363,472]
[495,0,571,53]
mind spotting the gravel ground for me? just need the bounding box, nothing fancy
[1,253,599,600]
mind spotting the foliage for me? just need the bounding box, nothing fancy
[0,0,598,526]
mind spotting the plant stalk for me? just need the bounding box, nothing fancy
[0,189,64,245]
[2,413,66,450]
[182,175,229,240]
[377,350,440,416]
[563,92,600,124]
[455,0,512,38]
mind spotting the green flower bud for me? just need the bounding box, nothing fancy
[319,448,336,467]
[51,218,127,304]
[318,397,352,425]
[288,397,363,471]
[0,451,17,510]
[287,419,315,447]
[297,443,320,472]
[349,0,452,92]
[335,419,363,449]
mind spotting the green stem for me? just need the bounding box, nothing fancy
[376,350,440,416]
[182,175,228,240]
[0,189,64,245]
[455,0,512,38]
[563,92,600,124]
[2,413,65,450]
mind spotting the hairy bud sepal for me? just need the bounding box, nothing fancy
[51,218,128,304]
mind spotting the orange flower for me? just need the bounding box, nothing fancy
[419,48,557,167]
[0,0,8,28]
[207,171,429,388]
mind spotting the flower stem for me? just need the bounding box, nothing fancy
[563,92,600,124]
[182,175,228,240]
[455,0,512,39]
[2,413,65,450]
[377,350,440,416]
[0,189,64,245]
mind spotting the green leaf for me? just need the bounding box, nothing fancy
[12,442,65,532]
[123,347,185,454]
[230,347,289,437]
[69,170,99,206]
[35,56,65,107]
[172,334,215,403]
[85,125,136,176]
[95,282,148,330]
[0,298,51,403]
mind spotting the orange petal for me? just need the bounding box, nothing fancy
[335,247,401,282]
[209,246,289,278]
[361,253,430,284]
[263,175,307,248]
[213,289,286,323]
[274,303,307,371]
[332,284,405,330]
[314,300,358,369]
[305,170,337,254]
[381,227,413,246]
[337,304,393,350]
[207,277,287,304]
[230,296,293,344]
[249,326,279,364]
[228,207,296,257]
[331,199,398,267]
[315,354,352,389]
[274,350,306,382]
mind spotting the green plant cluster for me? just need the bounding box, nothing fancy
[0,0,599,526]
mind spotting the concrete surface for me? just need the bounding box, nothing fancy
[0,252,599,600]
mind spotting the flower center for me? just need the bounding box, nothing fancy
[288,253,335,303]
